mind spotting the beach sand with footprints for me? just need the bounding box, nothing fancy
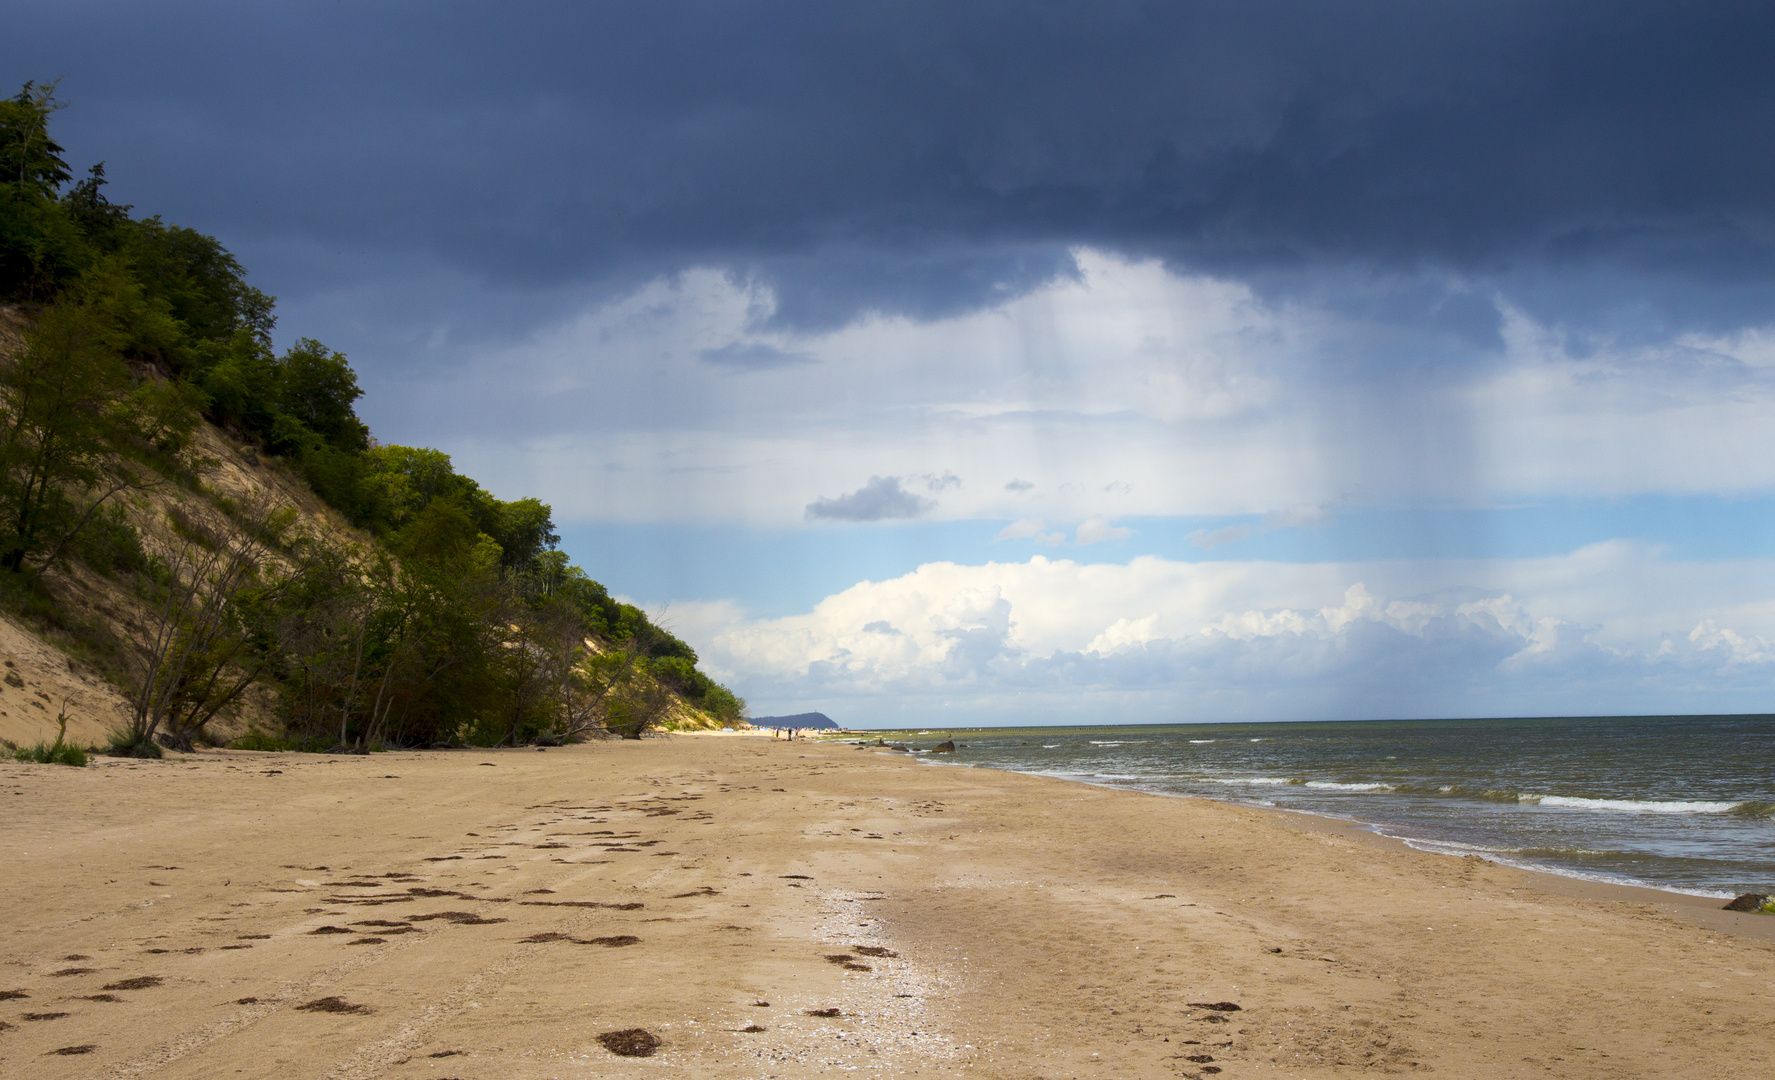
[2,734,1773,1078]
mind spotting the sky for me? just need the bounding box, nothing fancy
[11,1,1775,725]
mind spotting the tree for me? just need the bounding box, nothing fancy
[489,496,559,572]
[0,296,138,573]
[119,499,294,754]
[277,338,367,452]
[0,81,70,199]
[600,666,675,740]
[62,162,133,251]
[124,217,275,355]
[0,81,89,300]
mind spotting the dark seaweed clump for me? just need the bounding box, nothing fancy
[597,1028,661,1057]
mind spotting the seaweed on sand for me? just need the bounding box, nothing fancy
[102,976,163,991]
[296,996,372,1015]
[597,1028,661,1057]
[408,911,506,925]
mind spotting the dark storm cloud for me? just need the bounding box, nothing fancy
[10,1,1775,330]
[806,477,933,522]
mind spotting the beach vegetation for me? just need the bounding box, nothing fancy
[13,707,87,765]
[12,738,86,766]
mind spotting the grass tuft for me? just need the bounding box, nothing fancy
[105,728,162,758]
[14,740,87,766]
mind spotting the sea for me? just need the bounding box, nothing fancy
[864,715,1775,898]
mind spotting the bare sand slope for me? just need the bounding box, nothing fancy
[0,611,131,749]
[1,737,1771,1079]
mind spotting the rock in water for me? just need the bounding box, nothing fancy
[932,740,956,752]
[1722,892,1774,912]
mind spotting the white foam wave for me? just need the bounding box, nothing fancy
[1524,795,1744,814]
[1188,739,1216,744]
[1305,781,1395,792]
[1205,776,1296,786]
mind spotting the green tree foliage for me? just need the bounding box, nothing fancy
[276,338,367,452]
[0,286,197,574]
[0,81,71,199]
[0,84,744,747]
[0,81,87,299]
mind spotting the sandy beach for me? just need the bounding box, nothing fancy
[2,735,1772,1079]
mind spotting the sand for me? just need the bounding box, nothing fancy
[2,735,1771,1079]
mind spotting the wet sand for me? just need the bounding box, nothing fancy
[2,735,1771,1078]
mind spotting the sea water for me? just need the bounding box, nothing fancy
[871,715,1775,897]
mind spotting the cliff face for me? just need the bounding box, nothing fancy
[0,305,728,751]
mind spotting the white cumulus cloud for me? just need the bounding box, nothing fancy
[669,545,1775,726]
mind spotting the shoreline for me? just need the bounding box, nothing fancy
[904,750,1775,944]
[4,735,1773,1078]
[861,726,1769,906]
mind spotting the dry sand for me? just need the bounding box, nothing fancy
[2,735,1771,1079]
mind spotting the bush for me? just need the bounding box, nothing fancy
[229,730,351,753]
[13,740,86,766]
[105,728,162,758]
[69,503,149,577]
[228,730,290,752]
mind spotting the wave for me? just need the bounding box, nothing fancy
[1389,836,1737,899]
[1525,794,1746,814]
[1089,740,1148,746]
[1352,783,1770,815]
[1203,776,1299,786]
[1188,739,1216,744]
[1304,780,1396,792]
